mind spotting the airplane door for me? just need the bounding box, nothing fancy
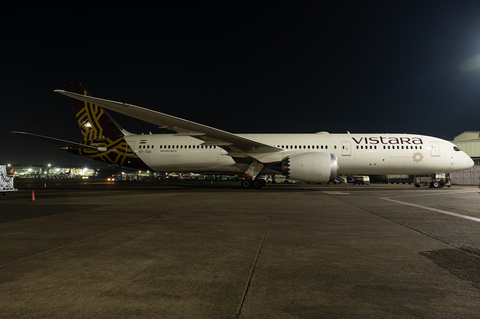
[341,141,351,156]
[430,141,440,157]
[126,141,135,155]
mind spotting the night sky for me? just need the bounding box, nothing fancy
[3,2,480,166]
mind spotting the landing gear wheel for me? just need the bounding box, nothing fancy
[253,179,263,189]
[241,179,252,189]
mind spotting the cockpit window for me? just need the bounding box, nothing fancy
[453,146,461,151]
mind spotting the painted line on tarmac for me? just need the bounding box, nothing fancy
[323,191,350,195]
[383,190,479,199]
[381,197,480,223]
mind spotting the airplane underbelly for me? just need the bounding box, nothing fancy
[146,151,238,173]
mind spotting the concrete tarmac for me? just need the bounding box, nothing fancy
[1,179,480,318]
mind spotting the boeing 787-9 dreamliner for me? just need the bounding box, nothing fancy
[13,83,474,189]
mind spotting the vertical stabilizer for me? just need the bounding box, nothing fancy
[61,82,150,170]
[66,82,124,140]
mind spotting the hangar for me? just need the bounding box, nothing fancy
[450,131,480,185]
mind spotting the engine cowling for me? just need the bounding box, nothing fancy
[282,152,338,183]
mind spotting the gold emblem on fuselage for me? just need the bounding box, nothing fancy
[412,152,424,163]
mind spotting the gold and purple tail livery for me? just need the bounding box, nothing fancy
[65,82,150,169]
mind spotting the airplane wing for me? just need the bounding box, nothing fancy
[54,90,282,154]
[11,131,107,152]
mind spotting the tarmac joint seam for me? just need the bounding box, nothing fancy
[234,194,278,319]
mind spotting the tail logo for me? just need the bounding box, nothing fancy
[76,97,106,141]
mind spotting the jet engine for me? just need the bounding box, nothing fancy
[281,152,338,183]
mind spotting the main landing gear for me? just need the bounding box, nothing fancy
[241,179,266,189]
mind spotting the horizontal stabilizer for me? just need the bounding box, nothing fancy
[12,131,104,151]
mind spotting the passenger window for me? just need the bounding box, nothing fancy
[325,146,328,149]
[454,146,461,151]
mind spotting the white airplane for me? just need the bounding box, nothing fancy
[13,83,474,189]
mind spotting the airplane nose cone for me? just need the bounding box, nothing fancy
[467,156,474,169]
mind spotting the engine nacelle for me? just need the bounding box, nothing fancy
[282,152,338,183]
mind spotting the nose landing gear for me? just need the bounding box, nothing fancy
[414,175,451,188]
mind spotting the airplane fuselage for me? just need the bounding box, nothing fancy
[123,132,473,176]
